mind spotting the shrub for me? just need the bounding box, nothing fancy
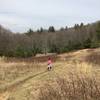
[38,75,100,100]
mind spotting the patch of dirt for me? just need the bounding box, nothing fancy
[0,92,9,100]
[85,51,100,65]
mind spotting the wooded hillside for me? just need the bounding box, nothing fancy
[0,21,100,57]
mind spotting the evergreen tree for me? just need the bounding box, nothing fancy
[48,26,55,32]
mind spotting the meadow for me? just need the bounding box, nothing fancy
[0,48,100,100]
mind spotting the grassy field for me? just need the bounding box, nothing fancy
[0,48,100,100]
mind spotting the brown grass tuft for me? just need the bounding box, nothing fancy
[38,73,100,100]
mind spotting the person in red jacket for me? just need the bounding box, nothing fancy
[47,57,52,71]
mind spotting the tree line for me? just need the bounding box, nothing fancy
[0,21,100,57]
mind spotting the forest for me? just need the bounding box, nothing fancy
[0,21,100,57]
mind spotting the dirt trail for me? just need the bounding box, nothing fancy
[0,71,47,92]
[0,70,49,100]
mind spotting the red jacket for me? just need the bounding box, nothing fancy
[48,60,52,65]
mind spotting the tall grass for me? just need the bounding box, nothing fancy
[38,62,100,100]
[39,74,100,100]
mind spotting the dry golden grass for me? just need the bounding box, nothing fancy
[0,48,100,100]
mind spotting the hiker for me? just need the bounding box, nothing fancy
[47,57,52,71]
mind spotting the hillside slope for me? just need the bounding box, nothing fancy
[0,48,100,100]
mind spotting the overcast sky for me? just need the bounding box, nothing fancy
[0,0,100,32]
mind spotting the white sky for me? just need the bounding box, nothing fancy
[0,0,100,32]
